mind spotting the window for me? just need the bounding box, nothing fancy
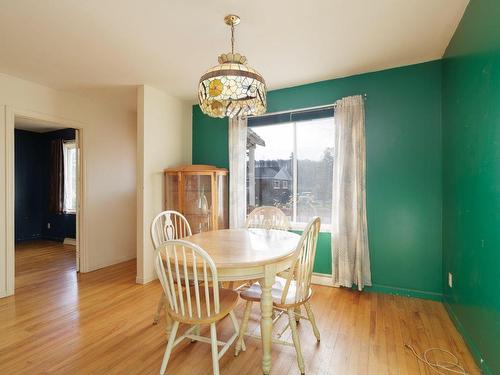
[63,141,77,213]
[246,107,334,229]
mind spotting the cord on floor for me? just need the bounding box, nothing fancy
[404,344,468,375]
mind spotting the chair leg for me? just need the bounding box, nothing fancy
[229,311,245,351]
[153,294,164,324]
[191,325,200,343]
[288,308,305,374]
[294,306,301,323]
[160,320,179,375]
[304,302,320,342]
[235,301,252,356]
[165,311,173,336]
[210,323,220,375]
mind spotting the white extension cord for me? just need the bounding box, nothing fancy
[405,344,468,375]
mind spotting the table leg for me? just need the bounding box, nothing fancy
[260,264,276,375]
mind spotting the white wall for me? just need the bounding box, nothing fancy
[136,85,192,284]
[0,73,137,297]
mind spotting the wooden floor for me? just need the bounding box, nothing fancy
[0,241,479,375]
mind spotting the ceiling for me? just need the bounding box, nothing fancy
[0,0,469,102]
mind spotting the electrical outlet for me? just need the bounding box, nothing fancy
[448,272,453,288]
[47,222,51,229]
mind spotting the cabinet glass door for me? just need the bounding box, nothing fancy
[183,174,212,233]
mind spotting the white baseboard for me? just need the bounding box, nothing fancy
[136,273,158,285]
[311,272,337,287]
[63,238,77,246]
[85,253,136,273]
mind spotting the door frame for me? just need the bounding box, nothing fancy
[2,106,87,297]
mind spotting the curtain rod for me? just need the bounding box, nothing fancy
[248,93,367,119]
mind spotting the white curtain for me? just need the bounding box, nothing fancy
[331,95,372,290]
[228,117,247,228]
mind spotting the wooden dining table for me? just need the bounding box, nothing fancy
[182,228,301,375]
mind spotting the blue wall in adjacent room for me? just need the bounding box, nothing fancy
[15,129,45,241]
[15,128,76,243]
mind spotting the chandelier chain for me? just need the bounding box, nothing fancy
[231,23,235,54]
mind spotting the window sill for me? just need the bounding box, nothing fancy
[290,222,331,233]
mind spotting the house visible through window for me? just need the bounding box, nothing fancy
[63,141,77,213]
[246,107,334,229]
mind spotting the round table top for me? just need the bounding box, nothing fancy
[183,228,301,269]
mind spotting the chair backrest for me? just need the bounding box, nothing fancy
[246,206,291,231]
[154,240,220,319]
[151,210,192,248]
[281,217,321,305]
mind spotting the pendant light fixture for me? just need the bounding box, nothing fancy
[198,15,267,118]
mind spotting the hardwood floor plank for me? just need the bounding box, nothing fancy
[0,241,480,375]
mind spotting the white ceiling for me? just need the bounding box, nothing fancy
[0,0,468,102]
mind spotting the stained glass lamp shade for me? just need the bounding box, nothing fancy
[198,15,267,119]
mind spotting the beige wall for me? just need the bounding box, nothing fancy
[0,73,137,297]
[136,85,192,284]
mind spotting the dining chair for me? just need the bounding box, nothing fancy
[235,217,321,375]
[151,210,192,324]
[246,206,292,231]
[238,206,292,292]
[153,240,241,375]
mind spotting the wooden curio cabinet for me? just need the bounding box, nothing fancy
[164,165,229,234]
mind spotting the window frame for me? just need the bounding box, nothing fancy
[62,140,77,214]
[247,109,334,233]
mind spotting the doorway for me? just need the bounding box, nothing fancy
[14,120,80,287]
[2,108,86,297]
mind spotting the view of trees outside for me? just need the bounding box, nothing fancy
[296,147,333,224]
[247,117,334,225]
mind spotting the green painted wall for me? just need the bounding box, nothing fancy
[442,1,500,374]
[193,60,443,297]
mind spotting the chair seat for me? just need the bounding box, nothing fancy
[240,277,312,307]
[168,287,239,324]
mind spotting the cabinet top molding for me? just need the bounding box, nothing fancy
[164,164,228,174]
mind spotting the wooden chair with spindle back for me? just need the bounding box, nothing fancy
[151,211,192,324]
[153,240,241,375]
[237,206,293,292]
[235,217,321,375]
[245,206,292,231]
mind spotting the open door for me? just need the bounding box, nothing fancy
[75,129,81,272]
[61,129,82,273]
